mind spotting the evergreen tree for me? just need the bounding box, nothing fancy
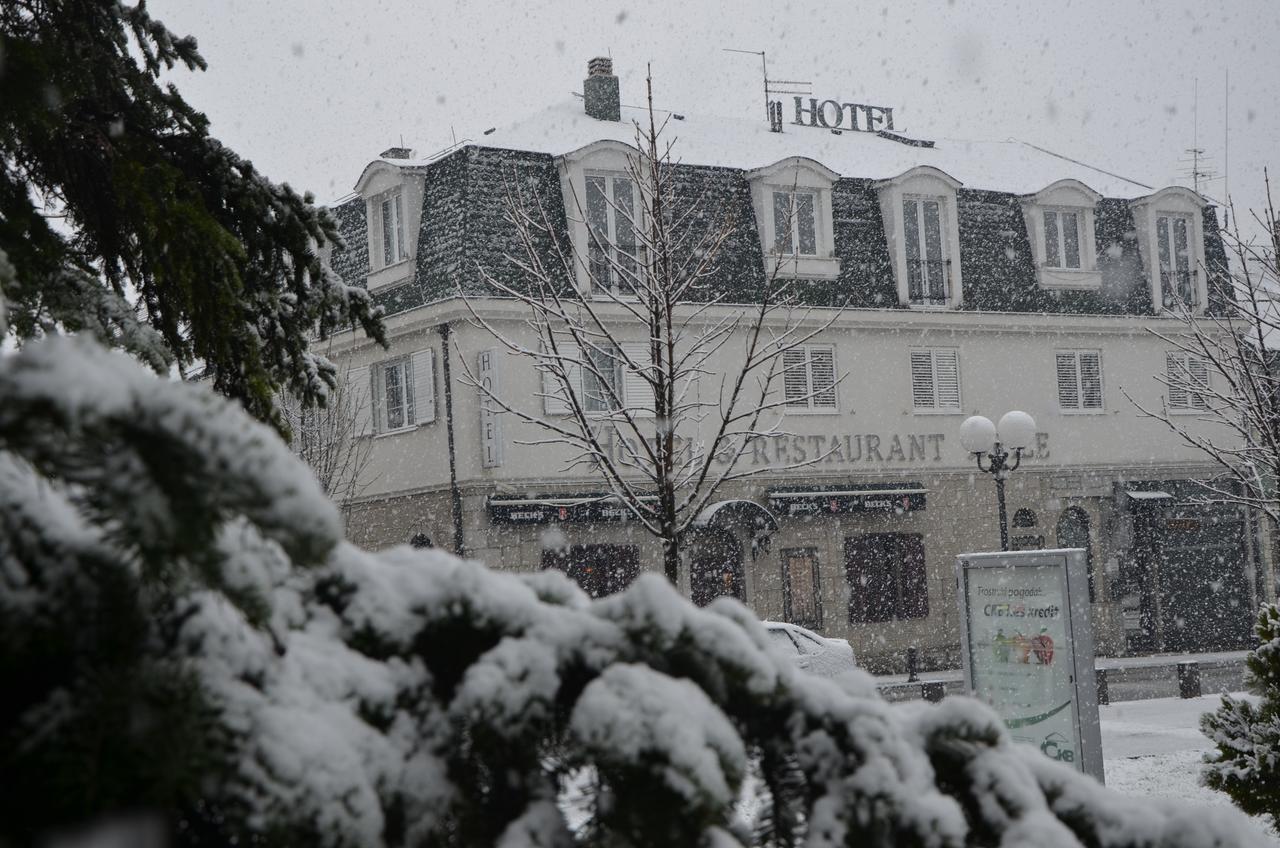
[0,0,384,430]
[1202,603,1280,822]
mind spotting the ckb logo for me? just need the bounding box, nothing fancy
[1040,732,1075,763]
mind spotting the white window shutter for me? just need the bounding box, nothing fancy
[1166,352,1189,410]
[809,347,837,409]
[543,343,580,415]
[783,347,809,407]
[411,349,435,424]
[1079,352,1103,409]
[1056,353,1080,410]
[1188,356,1211,409]
[934,350,961,409]
[910,350,935,408]
[622,341,654,417]
[346,364,373,436]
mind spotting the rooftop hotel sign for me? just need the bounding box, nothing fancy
[792,96,895,133]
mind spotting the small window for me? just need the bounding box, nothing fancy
[782,345,838,411]
[772,190,819,257]
[380,190,406,267]
[845,533,928,623]
[1156,214,1197,307]
[781,548,821,629]
[1013,508,1038,528]
[585,172,640,294]
[1166,351,1210,412]
[1056,350,1104,411]
[909,348,961,412]
[903,196,950,305]
[1043,209,1082,269]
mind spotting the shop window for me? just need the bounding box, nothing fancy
[781,548,821,629]
[1056,350,1104,412]
[542,544,640,598]
[691,530,744,607]
[909,348,962,413]
[783,345,838,411]
[845,533,928,623]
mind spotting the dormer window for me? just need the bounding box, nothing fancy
[1020,180,1102,290]
[1129,186,1209,314]
[747,157,840,280]
[379,190,406,267]
[903,195,950,306]
[772,190,818,257]
[875,166,964,308]
[354,159,422,292]
[1155,213,1196,307]
[585,172,640,293]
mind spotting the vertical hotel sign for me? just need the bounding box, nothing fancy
[955,549,1103,783]
[477,349,503,468]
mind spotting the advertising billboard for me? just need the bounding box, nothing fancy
[955,549,1103,782]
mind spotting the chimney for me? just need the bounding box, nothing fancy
[583,57,620,122]
[380,146,415,160]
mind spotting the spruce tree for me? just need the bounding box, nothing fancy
[1202,603,1280,821]
[0,0,384,430]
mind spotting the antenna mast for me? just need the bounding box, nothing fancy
[723,47,811,121]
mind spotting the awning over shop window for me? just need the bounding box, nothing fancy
[487,493,654,525]
[767,484,927,517]
[1120,489,1175,510]
[692,499,780,534]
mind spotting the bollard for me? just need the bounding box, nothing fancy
[922,681,946,703]
[1177,661,1201,699]
[906,646,920,683]
[1095,668,1110,706]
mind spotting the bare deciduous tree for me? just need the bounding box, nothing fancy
[1128,172,1280,524]
[279,358,376,514]
[460,72,841,584]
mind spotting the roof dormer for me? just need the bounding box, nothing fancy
[1020,179,1104,291]
[355,160,423,292]
[875,166,964,309]
[1129,186,1209,314]
[746,156,841,281]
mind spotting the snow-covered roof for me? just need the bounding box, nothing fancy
[386,100,1158,200]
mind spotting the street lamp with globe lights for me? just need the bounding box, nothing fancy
[960,410,1038,551]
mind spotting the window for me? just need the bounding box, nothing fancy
[541,342,637,416]
[582,343,623,413]
[1056,350,1104,411]
[585,172,640,293]
[371,349,436,433]
[1166,351,1210,412]
[1043,209,1082,269]
[845,534,928,623]
[772,190,818,256]
[909,348,961,412]
[380,190,406,267]
[903,195,950,305]
[1156,214,1196,307]
[781,548,821,629]
[542,544,639,598]
[783,345,838,411]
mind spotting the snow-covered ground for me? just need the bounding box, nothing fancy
[1102,693,1277,844]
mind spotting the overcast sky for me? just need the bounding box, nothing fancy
[151,0,1276,231]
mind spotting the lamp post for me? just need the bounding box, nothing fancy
[960,411,1037,552]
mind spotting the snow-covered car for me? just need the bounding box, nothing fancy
[763,621,857,678]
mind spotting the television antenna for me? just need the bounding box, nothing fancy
[723,48,811,122]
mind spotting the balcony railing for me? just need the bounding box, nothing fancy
[908,259,951,306]
[1161,268,1198,308]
